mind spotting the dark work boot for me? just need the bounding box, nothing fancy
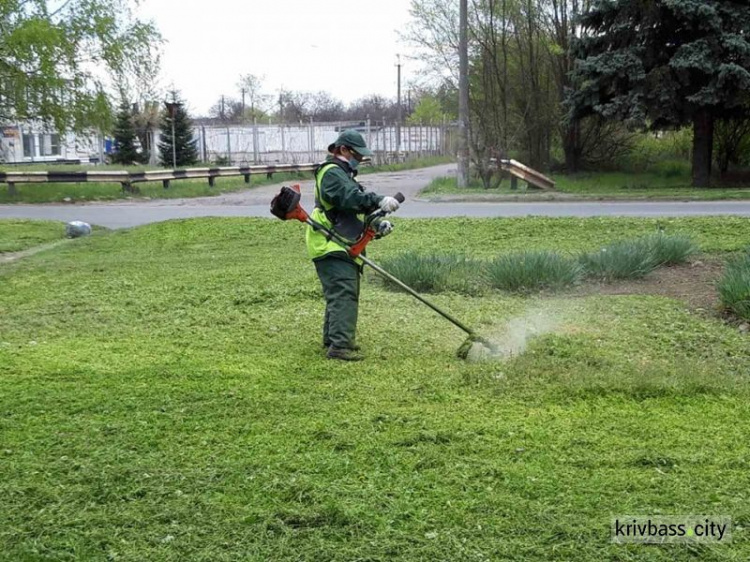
[326,346,364,362]
[323,342,361,351]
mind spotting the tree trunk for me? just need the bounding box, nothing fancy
[563,120,581,172]
[692,109,714,187]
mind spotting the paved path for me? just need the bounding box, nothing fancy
[2,164,750,229]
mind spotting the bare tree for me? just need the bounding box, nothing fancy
[544,0,593,171]
[279,90,313,123]
[309,91,346,121]
[345,95,400,122]
[236,74,271,121]
[208,96,244,123]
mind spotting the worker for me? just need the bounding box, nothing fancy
[307,129,400,361]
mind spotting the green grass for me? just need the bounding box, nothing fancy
[420,171,750,200]
[718,252,750,321]
[0,157,454,204]
[1,217,750,560]
[0,219,66,253]
[0,171,311,204]
[359,155,453,175]
[389,216,750,255]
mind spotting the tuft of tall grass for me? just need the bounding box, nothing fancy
[376,251,482,294]
[643,232,697,266]
[485,250,582,293]
[580,239,659,281]
[581,233,698,281]
[718,253,750,321]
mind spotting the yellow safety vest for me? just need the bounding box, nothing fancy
[305,163,363,263]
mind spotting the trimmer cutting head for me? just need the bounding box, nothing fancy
[270,184,308,222]
[456,334,498,362]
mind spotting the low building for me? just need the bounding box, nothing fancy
[1,125,104,164]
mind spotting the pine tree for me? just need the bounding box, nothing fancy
[158,92,198,167]
[111,100,143,165]
[570,0,750,187]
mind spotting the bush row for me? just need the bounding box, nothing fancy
[376,233,698,295]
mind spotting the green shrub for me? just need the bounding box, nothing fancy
[580,239,659,281]
[485,250,583,293]
[651,159,691,179]
[718,253,750,320]
[621,129,693,172]
[643,232,697,266]
[376,251,481,294]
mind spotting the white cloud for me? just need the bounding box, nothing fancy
[136,0,417,115]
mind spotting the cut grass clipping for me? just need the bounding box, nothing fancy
[378,234,696,294]
[718,251,750,321]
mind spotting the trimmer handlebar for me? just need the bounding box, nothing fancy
[271,184,405,258]
[350,192,406,258]
[364,192,406,225]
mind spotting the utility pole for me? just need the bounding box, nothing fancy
[458,0,470,188]
[241,88,246,121]
[396,54,402,159]
[164,99,181,169]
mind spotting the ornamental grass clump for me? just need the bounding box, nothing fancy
[376,251,481,294]
[580,239,659,281]
[485,250,583,293]
[643,232,697,266]
[718,253,750,321]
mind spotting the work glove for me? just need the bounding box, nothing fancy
[375,220,394,239]
[379,196,401,213]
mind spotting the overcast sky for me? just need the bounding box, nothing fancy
[136,0,417,116]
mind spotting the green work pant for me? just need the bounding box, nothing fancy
[314,254,361,349]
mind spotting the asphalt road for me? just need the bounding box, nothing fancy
[2,164,750,229]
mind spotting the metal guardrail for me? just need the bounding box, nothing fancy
[0,159,554,195]
[0,163,318,195]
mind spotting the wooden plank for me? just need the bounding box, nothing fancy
[499,159,555,190]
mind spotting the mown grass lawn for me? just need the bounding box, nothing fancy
[0,219,66,253]
[0,157,453,205]
[1,217,749,561]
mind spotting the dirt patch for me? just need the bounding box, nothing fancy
[565,257,726,314]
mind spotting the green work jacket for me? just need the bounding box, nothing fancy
[306,158,383,262]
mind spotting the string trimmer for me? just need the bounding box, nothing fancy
[270,184,496,359]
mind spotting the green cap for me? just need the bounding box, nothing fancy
[327,129,373,156]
